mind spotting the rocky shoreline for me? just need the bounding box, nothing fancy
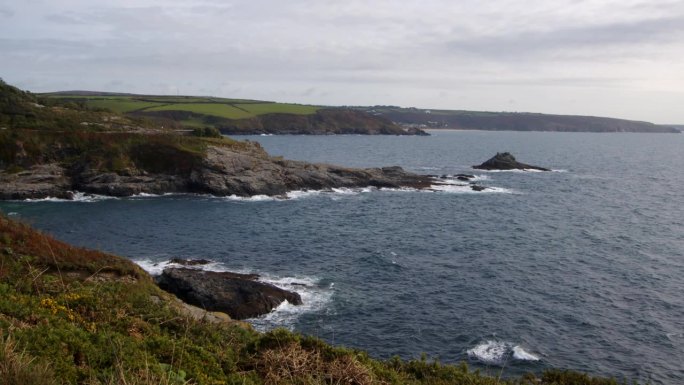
[0,142,434,200]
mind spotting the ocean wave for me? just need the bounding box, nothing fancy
[223,194,278,202]
[248,274,334,331]
[429,184,515,194]
[23,191,118,203]
[467,340,540,366]
[133,258,333,330]
[477,168,565,173]
[433,174,490,182]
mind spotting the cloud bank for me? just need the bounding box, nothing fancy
[1,0,683,123]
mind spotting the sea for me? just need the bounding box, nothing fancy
[1,130,682,384]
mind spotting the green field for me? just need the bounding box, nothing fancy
[85,99,164,113]
[43,93,321,122]
[239,102,320,116]
[144,103,253,119]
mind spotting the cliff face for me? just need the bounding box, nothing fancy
[0,132,432,200]
[356,107,681,133]
[190,108,427,135]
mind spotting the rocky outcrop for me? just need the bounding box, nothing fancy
[473,152,550,171]
[156,268,302,320]
[0,164,73,200]
[0,142,434,200]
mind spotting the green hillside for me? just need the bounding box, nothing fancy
[42,93,321,125]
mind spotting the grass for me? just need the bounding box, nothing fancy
[85,100,165,114]
[236,103,319,116]
[145,102,319,120]
[0,215,634,385]
[41,93,320,121]
[145,103,255,120]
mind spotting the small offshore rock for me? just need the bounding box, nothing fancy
[473,152,550,171]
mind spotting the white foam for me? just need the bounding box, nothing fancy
[6,212,18,216]
[477,168,561,173]
[285,190,323,200]
[134,258,227,276]
[130,192,179,198]
[248,274,334,331]
[467,341,510,365]
[22,191,118,203]
[429,184,515,194]
[133,258,333,330]
[512,345,540,361]
[223,194,277,202]
[435,174,490,182]
[467,341,540,366]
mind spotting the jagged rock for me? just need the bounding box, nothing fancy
[473,152,550,171]
[0,164,73,200]
[156,268,302,320]
[0,143,434,200]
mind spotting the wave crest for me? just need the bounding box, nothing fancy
[467,340,540,366]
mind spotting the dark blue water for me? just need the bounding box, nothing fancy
[2,131,683,384]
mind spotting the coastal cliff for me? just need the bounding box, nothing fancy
[0,131,432,200]
[133,107,430,136]
[0,80,432,200]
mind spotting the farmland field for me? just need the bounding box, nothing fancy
[43,93,321,121]
[145,103,255,119]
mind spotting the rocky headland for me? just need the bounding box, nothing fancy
[0,136,434,200]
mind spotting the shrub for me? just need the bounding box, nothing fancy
[0,334,57,385]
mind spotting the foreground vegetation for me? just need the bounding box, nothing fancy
[0,216,630,384]
[0,79,255,176]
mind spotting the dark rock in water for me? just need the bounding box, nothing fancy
[473,152,550,171]
[455,174,475,179]
[456,176,470,181]
[470,185,487,192]
[168,258,213,266]
[156,268,302,320]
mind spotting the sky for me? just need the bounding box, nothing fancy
[1,0,683,123]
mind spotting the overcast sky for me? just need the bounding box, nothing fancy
[1,0,683,123]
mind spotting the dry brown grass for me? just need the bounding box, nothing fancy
[0,216,146,280]
[0,333,57,385]
[256,342,378,385]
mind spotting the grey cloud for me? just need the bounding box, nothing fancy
[445,16,684,59]
[44,12,89,25]
[2,0,683,123]
[0,7,14,18]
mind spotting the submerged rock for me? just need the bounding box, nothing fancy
[168,258,213,266]
[473,152,550,171]
[156,268,302,320]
